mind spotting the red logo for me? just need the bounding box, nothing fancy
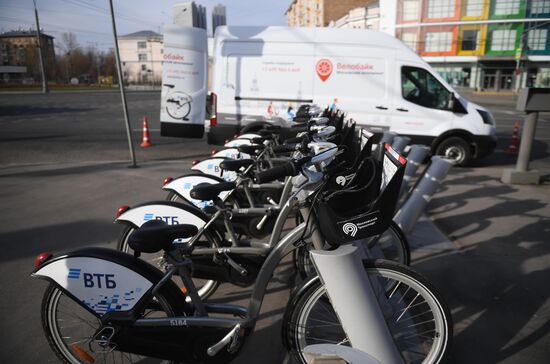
[316,59,333,82]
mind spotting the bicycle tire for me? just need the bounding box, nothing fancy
[117,225,220,301]
[283,259,452,364]
[295,221,411,278]
[41,283,186,364]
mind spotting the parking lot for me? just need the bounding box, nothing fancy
[0,90,549,363]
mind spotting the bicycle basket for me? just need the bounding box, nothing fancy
[314,143,406,246]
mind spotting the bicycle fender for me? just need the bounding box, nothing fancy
[191,157,237,181]
[236,133,263,140]
[32,247,185,317]
[163,173,230,208]
[224,138,252,148]
[212,147,251,160]
[114,201,208,242]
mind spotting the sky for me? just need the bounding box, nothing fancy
[0,0,288,50]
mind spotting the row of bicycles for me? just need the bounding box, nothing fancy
[32,105,452,364]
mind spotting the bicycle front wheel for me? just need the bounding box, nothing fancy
[295,221,411,278]
[117,226,220,301]
[284,259,452,364]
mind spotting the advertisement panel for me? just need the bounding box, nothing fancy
[160,25,208,138]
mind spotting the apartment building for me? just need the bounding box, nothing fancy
[381,0,550,91]
[118,30,163,85]
[0,30,56,83]
[286,0,373,27]
[328,3,381,29]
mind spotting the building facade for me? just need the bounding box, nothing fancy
[328,3,381,29]
[286,0,373,27]
[212,4,227,35]
[118,30,163,85]
[0,30,56,83]
[382,0,550,91]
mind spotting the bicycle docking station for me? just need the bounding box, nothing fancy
[309,245,403,364]
[394,156,454,234]
[303,344,382,364]
[501,88,550,185]
[400,145,431,200]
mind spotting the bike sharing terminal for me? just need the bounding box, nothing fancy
[160,25,208,139]
[501,88,550,185]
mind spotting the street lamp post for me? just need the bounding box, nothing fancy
[108,0,137,168]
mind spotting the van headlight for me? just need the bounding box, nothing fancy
[477,109,495,125]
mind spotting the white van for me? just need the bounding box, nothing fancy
[207,26,497,165]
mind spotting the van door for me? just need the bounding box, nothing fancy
[392,65,454,141]
[313,46,394,132]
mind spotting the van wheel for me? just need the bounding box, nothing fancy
[436,137,472,166]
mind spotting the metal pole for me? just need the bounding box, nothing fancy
[33,0,48,93]
[517,112,539,172]
[394,156,454,234]
[108,0,137,167]
[310,245,403,364]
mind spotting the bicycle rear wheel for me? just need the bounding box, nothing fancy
[41,283,184,364]
[284,259,452,364]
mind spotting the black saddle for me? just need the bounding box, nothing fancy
[238,144,264,155]
[190,181,236,201]
[250,137,267,144]
[220,159,254,172]
[128,220,198,254]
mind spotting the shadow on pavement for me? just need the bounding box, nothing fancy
[415,168,550,363]
[0,219,120,263]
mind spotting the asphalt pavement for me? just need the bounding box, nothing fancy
[0,90,549,363]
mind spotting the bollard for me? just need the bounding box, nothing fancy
[391,136,411,154]
[310,245,403,364]
[304,344,382,364]
[379,131,397,145]
[399,145,430,200]
[394,156,453,234]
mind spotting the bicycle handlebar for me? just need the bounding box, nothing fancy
[254,156,312,184]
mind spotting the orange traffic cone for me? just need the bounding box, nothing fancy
[140,116,152,148]
[506,121,520,155]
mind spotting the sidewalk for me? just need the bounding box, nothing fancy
[414,165,550,363]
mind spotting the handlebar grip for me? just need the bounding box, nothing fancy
[254,162,297,184]
[273,144,299,154]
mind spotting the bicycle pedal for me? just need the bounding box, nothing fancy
[207,324,241,357]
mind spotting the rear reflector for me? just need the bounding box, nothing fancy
[116,205,130,218]
[35,252,53,268]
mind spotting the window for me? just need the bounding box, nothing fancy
[465,0,484,16]
[528,29,548,51]
[137,41,147,49]
[494,0,520,15]
[461,30,479,50]
[425,31,453,52]
[401,66,452,110]
[141,64,147,71]
[531,0,550,14]
[490,29,516,50]
[138,53,147,62]
[401,32,418,50]
[402,0,419,20]
[427,0,455,18]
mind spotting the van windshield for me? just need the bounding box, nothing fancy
[401,66,451,110]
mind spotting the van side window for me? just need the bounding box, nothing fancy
[401,66,451,110]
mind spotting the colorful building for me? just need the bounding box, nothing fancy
[380,0,550,91]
